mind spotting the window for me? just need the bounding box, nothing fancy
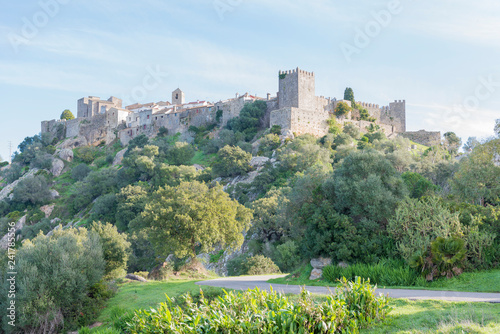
[143,125,146,130]
[155,117,157,120]
[147,115,150,119]
[176,93,179,99]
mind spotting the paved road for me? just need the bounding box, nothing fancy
[196,275,500,303]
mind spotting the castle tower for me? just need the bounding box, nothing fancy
[172,88,185,105]
[278,67,316,110]
[380,100,406,133]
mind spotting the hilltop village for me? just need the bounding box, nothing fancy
[41,68,440,147]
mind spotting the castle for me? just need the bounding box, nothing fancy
[41,68,438,148]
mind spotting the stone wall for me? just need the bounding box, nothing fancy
[400,130,441,147]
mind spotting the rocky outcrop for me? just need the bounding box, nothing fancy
[58,149,74,162]
[0,168,39,201]
[50,189,60,199]
[40,204,56,218]
[50,158,65,177]
[112,148,127,166]
[125,274,147,282]
[0,215,26,250]
[309,257,332,280]
[58,136,89,150]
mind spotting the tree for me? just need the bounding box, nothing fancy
[140,181,253,258]
[166,142,195,166]
[90,222,131,278]
[343,122,360,139]
[0,228,105,332]
[463,137,479,153]
[443,132,461,155]
[13,175,52,205]
[451,139,500,206]
[401,172,438,198]
[60,109,75,120]
[212,145,252,177]
[495,119,500,137]
[71,163,91,181]
[259,134,281,156]
[270,125,282,136]
[343,87,355,105]
[158,126,169,137]
[334,101,351,118]
[330,150,408,223]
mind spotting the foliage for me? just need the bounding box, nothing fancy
[334,101,351,118]
[115,185,149,232]
[166,141,195,166]
[226,100,267,141]
[13,175,52,205]
[90,193,118,224]
[243,255,281,275]
[402,171,438,198]
[72,163,91,181]
[127,230,158,273]
[274,240,301,272]
[343,87,355,105]
[443,131,461,155]
[91,222,131,279]
[125,279,389,333]
[323,260,419,286]
[212,145,252,177]
[125,134,149,155]
[157,126,169,137]
[61,109,75,120]
[75,146,101,164]
[388,197,464,263]
[1,163,22,183]
[140,181,253,258]
[342,122,360,139]
[259,133,280,156]
[0,227,106,333]
[70,168,120,213]
[451,139,500,205]
[20,218,55,240]
[330,150,408,223]
[270,124,282,135]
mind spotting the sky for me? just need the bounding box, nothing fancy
[1,0,500,161]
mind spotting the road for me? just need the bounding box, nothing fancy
[196,275,500,303]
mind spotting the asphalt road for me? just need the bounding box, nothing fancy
[196,275,500,303]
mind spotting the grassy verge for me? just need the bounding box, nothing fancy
[362,299,500,333]
[92,279,500,334]
[190,151,215,166]
[269,266,500,293]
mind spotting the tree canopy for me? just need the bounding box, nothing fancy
[60,109,75,120]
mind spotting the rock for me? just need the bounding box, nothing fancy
[310,257,332,269]
[125,274,147,282]
[250,156,270,168]
[58,136,88,150]
[309,268,323,280]
[338,261,349,268]
[50,158,65,177]
[0,215,26,249]
[113,148,127,166]
[280,130,294,143]
[166,254,175,263]
[58,149,74,162]
[50,189,60,199]
[40,204,55,218]
[193,164,205,171]
[494,153,500,167]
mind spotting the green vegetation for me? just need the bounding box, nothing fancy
[334,101,351,118]
[60,109,75,120]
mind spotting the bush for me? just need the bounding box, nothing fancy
[126,279,389,333]
[323,259,420,286]
[75,146,100,164]
[90,222,131,279]
[13,175,52,205]
[212,145,252,177]
[275,240,300,272]
[20,218,54,240]
[244,255,281,275]
[72,163,91,181]
[0,227,105,333]
[259,134,281,156]
[166,142,195,166]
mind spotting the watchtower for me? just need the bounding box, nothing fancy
[278,68,316,110]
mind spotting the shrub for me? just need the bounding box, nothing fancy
[166,141,195,165]
[259,134,280,156]
[90,222,131,279]
[13,175,52,205]
[126,279,389,333]
[75,146,100,164]
[211,145,252,177]
[323,259,419,286]
[275,240,301,272]
[0,227,105,333]
[243,255,281,275]
[20,218,54,240]
[270,125,282,135]
[72,163,91,181]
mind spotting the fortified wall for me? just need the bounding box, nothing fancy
[400,130,441,147]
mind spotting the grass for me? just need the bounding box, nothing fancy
[190,150,215,166]
[361,299,500,333]
[98,280,209,323]
[269,266,500,293]
[92,279,500,334]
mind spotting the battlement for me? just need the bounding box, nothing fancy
[357,101,380,109]
[279,67,314,77]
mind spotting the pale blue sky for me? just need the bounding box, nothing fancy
[1,0,500,160]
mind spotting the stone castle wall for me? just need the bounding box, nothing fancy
[400,130,441,147]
